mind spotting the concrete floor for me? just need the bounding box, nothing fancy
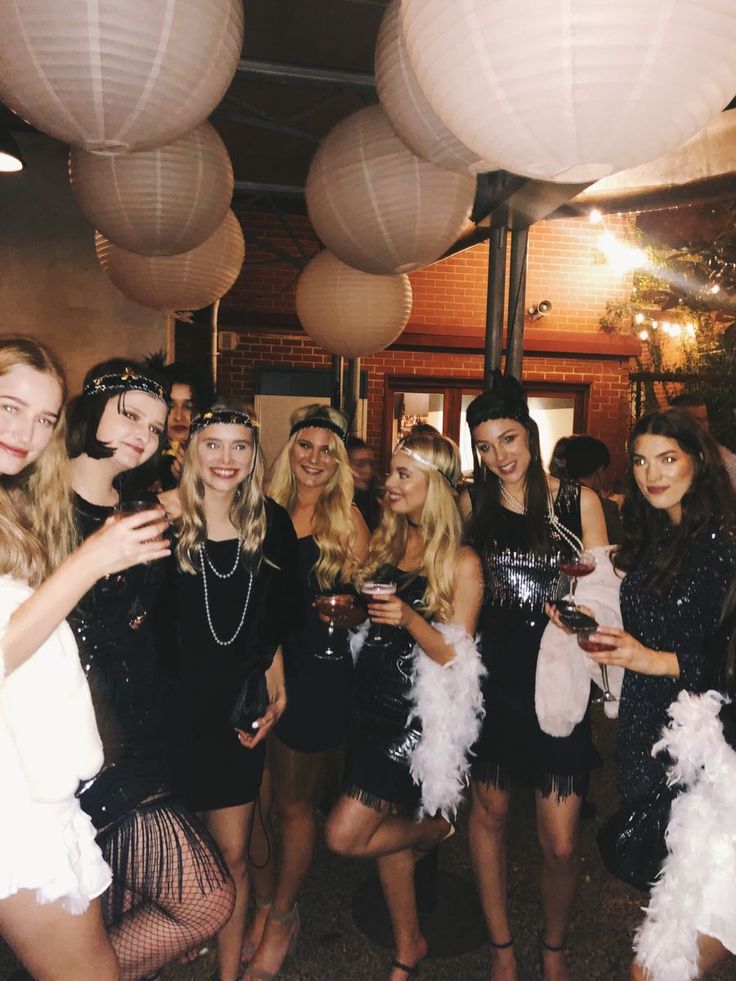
[3,706,734,980]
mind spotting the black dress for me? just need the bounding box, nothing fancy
[159,498,300,811]
[618,520,736,804]
[69,495,230,935]
[275,535,354,753]
[470,480,592,799]
[343,567,427,818]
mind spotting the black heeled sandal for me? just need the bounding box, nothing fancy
[390,956,423,977]
[490,937,514,950]
[540,934,567,978]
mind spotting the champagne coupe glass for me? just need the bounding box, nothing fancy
[361,581,397,644]
[577,632,618,702]
[314,593,355,661]
[557,550,596,610]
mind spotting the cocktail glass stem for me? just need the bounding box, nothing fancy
[600,664,617,702]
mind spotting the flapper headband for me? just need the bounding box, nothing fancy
[84,366,171,407]
[289,417,347,442]
[395,441,455,487]
[190,409,258,436]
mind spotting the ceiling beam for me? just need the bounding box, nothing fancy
[237,58,375,91]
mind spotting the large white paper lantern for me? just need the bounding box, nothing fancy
[401,0,736,183]
[296,250,412,358]
[69,123,233,256]
[306,105,475,275]
[375,0,495,175]
[96,210,245,312]
[0,0,244,153]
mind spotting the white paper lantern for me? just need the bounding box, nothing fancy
[306,105,475,275]
[375,0,495,175]
[96,210,245,312]
[401,0,736,183]
[296,250,412,358]
[69,123,233,256]
[0,0,244,153]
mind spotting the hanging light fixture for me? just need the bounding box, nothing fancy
[0,132,24,173]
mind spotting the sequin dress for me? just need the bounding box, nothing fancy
[618,521,736,804]
[470,480,591,799]
[343,567,427,817]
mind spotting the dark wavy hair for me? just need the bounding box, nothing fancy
[465,371,551,554]
[613,407,736,593]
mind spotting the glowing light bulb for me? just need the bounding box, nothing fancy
[710,284,721,294]
[588,208,603,224]
[638,329,650,341]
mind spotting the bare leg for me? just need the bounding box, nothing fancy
[536,790,583,981]
[631,932,731,980]
[325,795,451,858]
[0,891,119,981]
[206,803,255,981]
[378,851,428,981]
[243,769,276,959]
[468,780,516,981]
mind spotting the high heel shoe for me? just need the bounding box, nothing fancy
[243,905,300,981]
[241,895,274,966]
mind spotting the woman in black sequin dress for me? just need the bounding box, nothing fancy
[573,409,736,981]
[66,361,235,981]
[460,372,607,981]
[326,432,484,981]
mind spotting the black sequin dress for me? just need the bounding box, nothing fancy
[343,567,427,817]
[618,521,736,804]
[470,480,592,799]
[158,499,300,811]
[69,495,229,930]
[275,535,354,753]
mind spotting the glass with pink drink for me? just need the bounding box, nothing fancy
[361,581,397,644]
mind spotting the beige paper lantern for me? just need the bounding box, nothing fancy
[0,0,244,153]
[96,210,245,312]
[305,105,475,275]
[375,0,495,175]
[296,250,412,358]
[401,0,736,183]
[69,122,233,256]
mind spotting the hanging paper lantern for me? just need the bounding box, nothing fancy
[69,123,233,256]
[0,0,244,153]
[375,0,495,175]
[296,250,412,358]
[305,105,475,275]
[401,0,736,183]
[96,210,245,312]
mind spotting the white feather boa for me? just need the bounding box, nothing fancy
[634,690,736,981]
[350,621,486,820]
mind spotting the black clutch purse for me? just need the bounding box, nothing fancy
[596,779,678,892]
[229,669,269,733]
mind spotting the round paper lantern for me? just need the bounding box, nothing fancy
[306,105,475,275]
[296,250,412,358]
[69,123,234,256]
[96,210,245,312]
[375,0,495,175]
[401,0,736,183]
[0,0,244,153]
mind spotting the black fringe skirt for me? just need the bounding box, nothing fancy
[343,707,421,819]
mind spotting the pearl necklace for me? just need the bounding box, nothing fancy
[499,481,584,554]
[202,537,242,578]
[199,541,253,646]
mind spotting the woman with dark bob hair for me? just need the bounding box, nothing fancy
[569,407,736,980]
[65,359,235,981]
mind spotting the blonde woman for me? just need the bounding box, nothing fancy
[244,405,370,981]
[325,432,485,981]
[0,338,171,981]
[161,399,299,981]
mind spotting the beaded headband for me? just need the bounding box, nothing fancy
[395,441,455,487]
[190,409,258,437]
[289,417,347,443]
[84,366,171,407]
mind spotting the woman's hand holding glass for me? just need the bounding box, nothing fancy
[81,506,171,576]
[365,592,415,630]
[580,626,680,678]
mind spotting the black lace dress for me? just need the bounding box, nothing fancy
[618,521,736,804]
[470,480,592,800]
[343,567,427,818]
[69,495,232,974]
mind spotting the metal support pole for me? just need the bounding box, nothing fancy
[210,299,221,391]
[331,355,344,411]
[484,225,508,387]
[505,227,529,381]
[345,357,361,431]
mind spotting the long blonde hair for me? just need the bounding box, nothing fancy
[269,403,356,589]
[176,398,267,575]
[359,432,462,623]
[0,336,76,585]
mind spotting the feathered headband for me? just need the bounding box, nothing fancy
[84,365,171,407]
